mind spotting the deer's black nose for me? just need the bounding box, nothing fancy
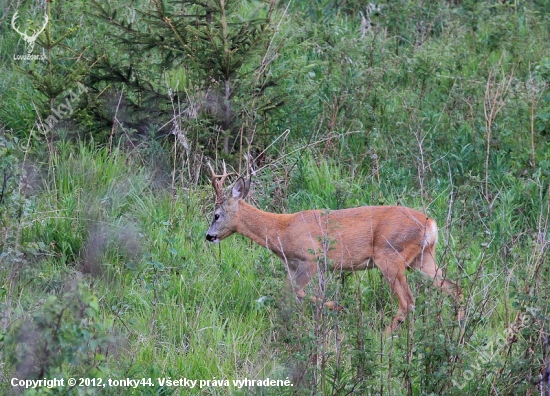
[206,234,215,242]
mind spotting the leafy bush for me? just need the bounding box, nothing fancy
[3,279,113,395]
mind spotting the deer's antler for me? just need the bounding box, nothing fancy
[207,161,233,205]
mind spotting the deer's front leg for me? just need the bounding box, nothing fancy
[285,259,315,300]
[376,252,415,334]
[285,259,343,311]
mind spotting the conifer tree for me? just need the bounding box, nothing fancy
[89,0,277,154]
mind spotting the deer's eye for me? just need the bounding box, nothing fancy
[214,214,220,221]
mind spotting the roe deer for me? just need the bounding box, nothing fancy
[205,167,464,333]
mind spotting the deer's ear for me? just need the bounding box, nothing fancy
[232,177,251,200]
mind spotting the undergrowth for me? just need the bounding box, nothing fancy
[0,137,548,395]
[2,0,550,394]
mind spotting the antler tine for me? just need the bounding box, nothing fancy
[207,161,233,204]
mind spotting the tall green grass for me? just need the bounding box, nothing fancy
[2,139,547,395]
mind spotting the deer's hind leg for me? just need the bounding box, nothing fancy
[411,247,464,322]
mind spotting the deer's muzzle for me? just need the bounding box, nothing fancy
[206,234,219,243]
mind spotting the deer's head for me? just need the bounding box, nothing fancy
[206,164,251,243]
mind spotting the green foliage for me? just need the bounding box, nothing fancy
[2,1,90,140]
[0,132,36,262]
[0,137,548,394]
[1,0,550,394]
[85,0,278,155]
[0,132,22,230]
[3,280,112,395]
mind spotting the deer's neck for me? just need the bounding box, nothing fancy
[235,201,291,255]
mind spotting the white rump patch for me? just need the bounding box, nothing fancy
[422,220,438,248]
